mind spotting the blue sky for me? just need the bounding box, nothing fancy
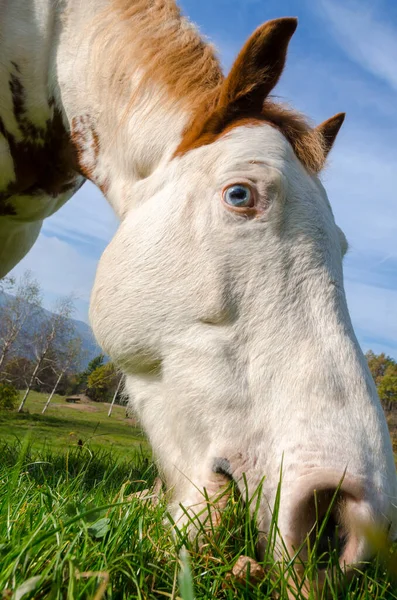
[11,0,397,358]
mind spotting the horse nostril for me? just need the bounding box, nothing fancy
[280,473,384,598]
[289,487,347,567]
[307,491,347,566]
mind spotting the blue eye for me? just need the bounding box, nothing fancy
[223,184,253,208]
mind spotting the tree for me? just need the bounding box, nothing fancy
[71,354,105,394]
[0,271,42,373]
[365,351,395,386]
[366,350,397,412]
[0,382,19,410]
[108,375,124,416]
[86,362,119,402]
[71,354,104,393]
[378,363,397,409]
[2,356,35,389]
[18,295,76,412]
[42,337,83,413]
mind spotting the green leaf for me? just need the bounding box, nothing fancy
[82,502,106,523]
[65,501,105,523]
[88,517,111,539]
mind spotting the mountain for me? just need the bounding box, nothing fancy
[0,293,103,369]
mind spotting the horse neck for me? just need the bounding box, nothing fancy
[56,0,222,216]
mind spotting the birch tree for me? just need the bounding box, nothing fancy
[0,271,42,373]
[41,336,83,413]
[108,375,124,416]
[18,295,76,412]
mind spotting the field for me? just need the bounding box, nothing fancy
[0,393,397,599]
[0,391,148,456]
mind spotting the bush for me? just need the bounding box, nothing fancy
[86,362,119,402]
[0,382,19,410]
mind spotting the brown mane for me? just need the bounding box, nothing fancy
[93,0,223,113]
[95,3,329,172]
[174,95,326,173]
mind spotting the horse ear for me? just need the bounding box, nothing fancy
[219,18,298,112]
[316,113,345,157]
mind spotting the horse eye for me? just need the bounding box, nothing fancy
[223,184,253,208]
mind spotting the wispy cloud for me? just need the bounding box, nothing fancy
[42,182,118,247]
[317,0,397,91]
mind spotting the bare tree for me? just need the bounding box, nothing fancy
[18,295,76,412]
[108,375,124,416]
[42,336,83,413]
[0,271,42,373]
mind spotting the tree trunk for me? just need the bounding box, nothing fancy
[0,339,12,372]
[42,371,65,414]
[18,358,42,412]
[108,376,123,417]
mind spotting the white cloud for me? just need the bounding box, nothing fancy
[42,182,118,246]
[317,0,397,91]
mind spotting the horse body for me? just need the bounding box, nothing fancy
[1,1,396,592]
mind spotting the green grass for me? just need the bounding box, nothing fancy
[0,391,148,457]
[1,441,397,599]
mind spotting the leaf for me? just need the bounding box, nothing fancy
[65,502,105,523]
[88,517,111,539]
[14,576,42,600]
[82,502,106,523]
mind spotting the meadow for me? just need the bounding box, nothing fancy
[0,391,147,456]
[1,393,397,599]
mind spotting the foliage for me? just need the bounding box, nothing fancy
[378,363,397,406]
[366,351,395,386]
[87,362,119,402]
[366,351,397,409]
[72,354,105,394]
[0,442,396,600]
[0,383,19,410]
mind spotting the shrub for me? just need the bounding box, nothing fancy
[86,362,118,402]
[0,382,19,410]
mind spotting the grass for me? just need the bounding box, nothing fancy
[1,396,397,598]
[1,441,397,599]
[0,391,148,457]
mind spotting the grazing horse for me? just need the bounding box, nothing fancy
[1,0,396,594]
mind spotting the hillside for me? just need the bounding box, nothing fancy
[0,292,103,368]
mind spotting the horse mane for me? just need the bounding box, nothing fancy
[92,0,223,113]
[94,0,326,172]
[174,97,326,173]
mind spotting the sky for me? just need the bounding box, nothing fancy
[10,0,397,358]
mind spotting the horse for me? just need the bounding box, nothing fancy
[1,1,396,595]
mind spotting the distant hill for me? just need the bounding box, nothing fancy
[0,293,103,369]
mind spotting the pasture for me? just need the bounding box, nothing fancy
[0,391,147,456]
[1,395,397,599]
